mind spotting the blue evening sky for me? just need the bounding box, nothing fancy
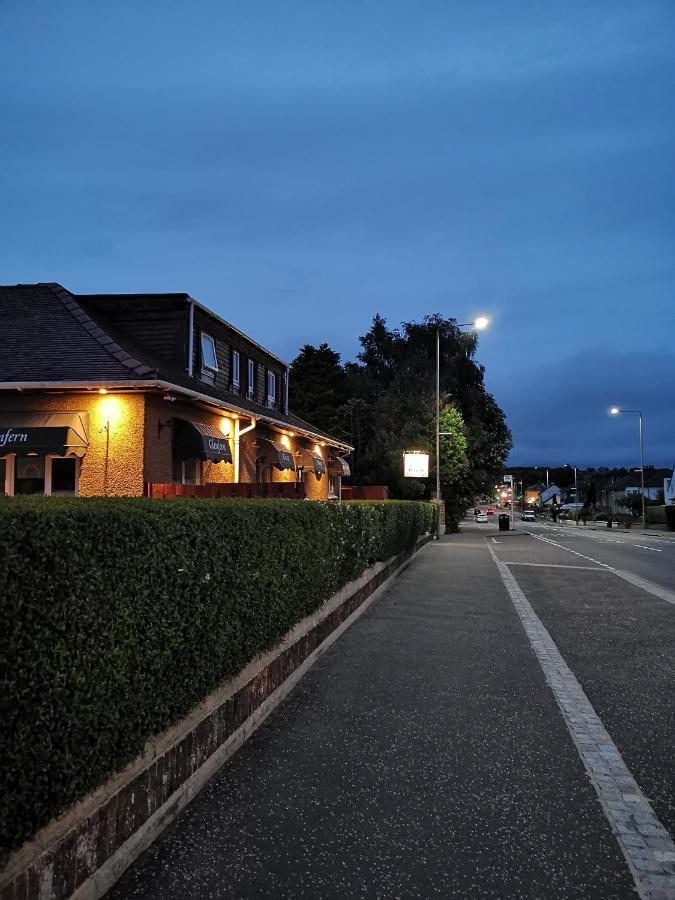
[1,1,673,466]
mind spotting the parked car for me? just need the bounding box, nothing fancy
[521,509,535,521]
[475,512,489,523]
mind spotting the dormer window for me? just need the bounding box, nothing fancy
[247,359,255,398]
[231,350,240,388]
[267,371,277,407]
[200,333,218,372]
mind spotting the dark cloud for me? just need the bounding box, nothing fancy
[0,1,673,465]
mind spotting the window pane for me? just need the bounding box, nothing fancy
[201,334,218,370]
[51,458,77,494]
[15,456,45,494]
[184,458,198,484]
[248,360,255,393]
[232,351,240,384]
[0,458,5,494]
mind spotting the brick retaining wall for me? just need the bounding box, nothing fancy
[0,536,431,900]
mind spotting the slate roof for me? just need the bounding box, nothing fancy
[0,283,155,382]
[0,283,351,448]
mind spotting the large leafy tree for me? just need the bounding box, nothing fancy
[288,314,511,522]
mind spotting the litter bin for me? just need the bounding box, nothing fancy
[498,514,510,532]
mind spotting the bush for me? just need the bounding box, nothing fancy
[647,505,666,526]
[0,497,435,859]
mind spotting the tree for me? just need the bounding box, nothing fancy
[286,314,511,520]
[289,343,350,439]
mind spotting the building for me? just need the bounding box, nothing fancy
[0,283,351,499]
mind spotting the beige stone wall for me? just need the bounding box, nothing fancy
[143,394,235,486]
[0,392,145,496]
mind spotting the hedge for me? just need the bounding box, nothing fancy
[0,497,436,859]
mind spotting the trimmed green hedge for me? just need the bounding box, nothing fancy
[0,497,435,858]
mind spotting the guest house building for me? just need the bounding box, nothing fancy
[0,283,351,499]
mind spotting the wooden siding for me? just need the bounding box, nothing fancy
[193,308,284,409]
[80,298,188,368]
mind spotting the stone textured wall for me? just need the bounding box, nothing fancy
[143,394,235,486]
[0,392,145,496]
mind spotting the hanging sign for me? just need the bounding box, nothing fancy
[404,452,429,478]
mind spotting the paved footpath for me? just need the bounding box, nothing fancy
[110,529,674,899]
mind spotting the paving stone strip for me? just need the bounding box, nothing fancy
[487,542,675,900]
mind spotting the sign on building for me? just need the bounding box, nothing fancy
[404,452,429,478]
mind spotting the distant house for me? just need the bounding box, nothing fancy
[539,484,563,506]
[663,466,675,505]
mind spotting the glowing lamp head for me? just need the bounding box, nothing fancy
[473,316,489,330]
[98,387,108,395]
[610,407,620,416]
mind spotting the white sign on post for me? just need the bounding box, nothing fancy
[404,452,429,478]
[502,474,513,484]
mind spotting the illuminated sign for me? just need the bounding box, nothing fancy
[404,452,429,478]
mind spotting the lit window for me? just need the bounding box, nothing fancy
[267,371,276,405]
[247,359,255,397]
[231,350,240,387]
[201,334,218,371]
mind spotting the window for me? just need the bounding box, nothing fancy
[15,456,45,495]
[0,458,6,495]
[231,350,240,388]
[328,473,339,498]
[172,458,200,485]
[200,333,218,371]
[51,458,77,495]
[247,359,255,398]
[267,371,277,407]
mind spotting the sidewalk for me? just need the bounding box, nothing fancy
[110,533,635,899]
[541,518,675,540]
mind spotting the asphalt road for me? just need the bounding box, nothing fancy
[108,522,674,900]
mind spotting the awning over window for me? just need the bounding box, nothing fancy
[172,419,232,463]
[257,439,295,471]
[0,412,88,458]
[328,454,351,477]
[296,447,326,477]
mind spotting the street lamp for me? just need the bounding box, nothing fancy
[435,316,489,538]
[609,407,646,531]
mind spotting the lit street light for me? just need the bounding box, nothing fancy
[609,407,646,531]
[435,316,489,538]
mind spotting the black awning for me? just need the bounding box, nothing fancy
[295,447,326,477]
[328,454,350,477]
[0,412,88,458]
[258,439,295,471]
[172,419,232,463]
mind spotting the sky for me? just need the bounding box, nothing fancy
[1,1,673,467]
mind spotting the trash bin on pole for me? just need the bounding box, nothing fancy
[498,514,510,532]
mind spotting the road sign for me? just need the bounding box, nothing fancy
[502,474,513,484]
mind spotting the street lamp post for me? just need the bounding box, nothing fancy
[609,407,646,531]
[435,316,489,539]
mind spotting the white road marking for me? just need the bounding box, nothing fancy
[502,562,609,570]
[487,543,675,897]
[612,571,675,607]
[634,545,662,552]
[528,533,613,568]
[528,533,675,608]
[491,538,502,544]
